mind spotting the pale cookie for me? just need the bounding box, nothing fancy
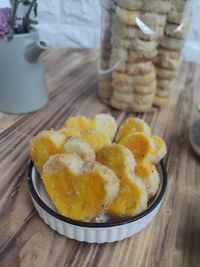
[112,90,133,104]
[116,6,166,27]
[129,49,158,61]
[127,62,155,75]
[111,35,158,52]
[158,47,181,59]
[155,54,180,70]
[171,0,188,12]
[154,95,169,106]
[131,93,155,112]
[157,78,175,91]
[112,72,133,86]
[114,84,133,94]
[95,113,117,141]
[110,97,129,110]
[160,35,184,50]
[132,71,156,86]
[117,0,171,14]
[131,102,154,113]
[133,81,156,95]
[64,137,96,162]
[116,23,164,41]
[133,91,155,105]
[165,22,189,39]
[115,117,151,143]
[167,10,186,24]
[116,0,142,11]
[141,1,171,14]
[156,65,178,79]
[131,39,158,53]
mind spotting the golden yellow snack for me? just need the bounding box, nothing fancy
[29,130,67,174]
[97,144,148,217]
[81,129,112,153]
[135,162,160,198]
[151,135,167,163]
[42,154,119,221]
[115,117,151,143]
[119,132,156,163]
[95,114,117,140]
[64,116,95,132]
[63,114,117,141]
[58,127,81,139]
[64,137,96,161]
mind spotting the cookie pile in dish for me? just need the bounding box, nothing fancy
[98,0,191,112]
[29,114,167,222]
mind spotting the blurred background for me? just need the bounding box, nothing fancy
[1,0,200,62]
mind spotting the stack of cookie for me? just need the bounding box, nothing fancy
[98,0,191,112]
[154,0,191,106]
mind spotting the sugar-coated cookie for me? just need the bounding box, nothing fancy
[112,71,133,86]
[155,54,180,70]
[133,80,156,95]
[114,84,133,94]
[129,49,158,61]
[157,78,175,91]
[112,90,133,104]
[97,144,148,217]
[160,35,184,50]
[117,0,171,14]
[156,65,178,79]
[132,71,156,86]
[118,23,164,41]
[127,61,155,75]
[115,117,151,143]
[165,22,189,39]
[110,97,129,110]
[116,6,166,27]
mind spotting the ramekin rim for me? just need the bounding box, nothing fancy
[27,160,167,228]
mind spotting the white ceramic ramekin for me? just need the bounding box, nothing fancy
[27,161,167,243]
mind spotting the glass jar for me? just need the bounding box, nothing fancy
[98,0,193,112]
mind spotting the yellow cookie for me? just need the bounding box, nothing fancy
[81,129,112,153]
[120,132,157,163]
[135,162,160,198]
[29,130,67,174]
[110,97,130,110]
[97,144,148,217]
[64,116,95,132]
[151,135,167,163]
[112,90,133,104]
[115,117,151,143]
[133,80,156,95]
[58,127,81,139]
[42,154,119,221]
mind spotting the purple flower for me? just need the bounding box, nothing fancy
[0,8,12,38]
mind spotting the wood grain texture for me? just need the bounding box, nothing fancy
[0,48,200,267]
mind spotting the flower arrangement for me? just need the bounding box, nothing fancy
[0,0,38,39]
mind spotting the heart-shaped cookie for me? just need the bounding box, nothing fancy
[42,154,119,221]
[97,144,147,217]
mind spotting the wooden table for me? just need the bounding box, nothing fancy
[0,48,200,267]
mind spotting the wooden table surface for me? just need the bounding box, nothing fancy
[0,48,200,267]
